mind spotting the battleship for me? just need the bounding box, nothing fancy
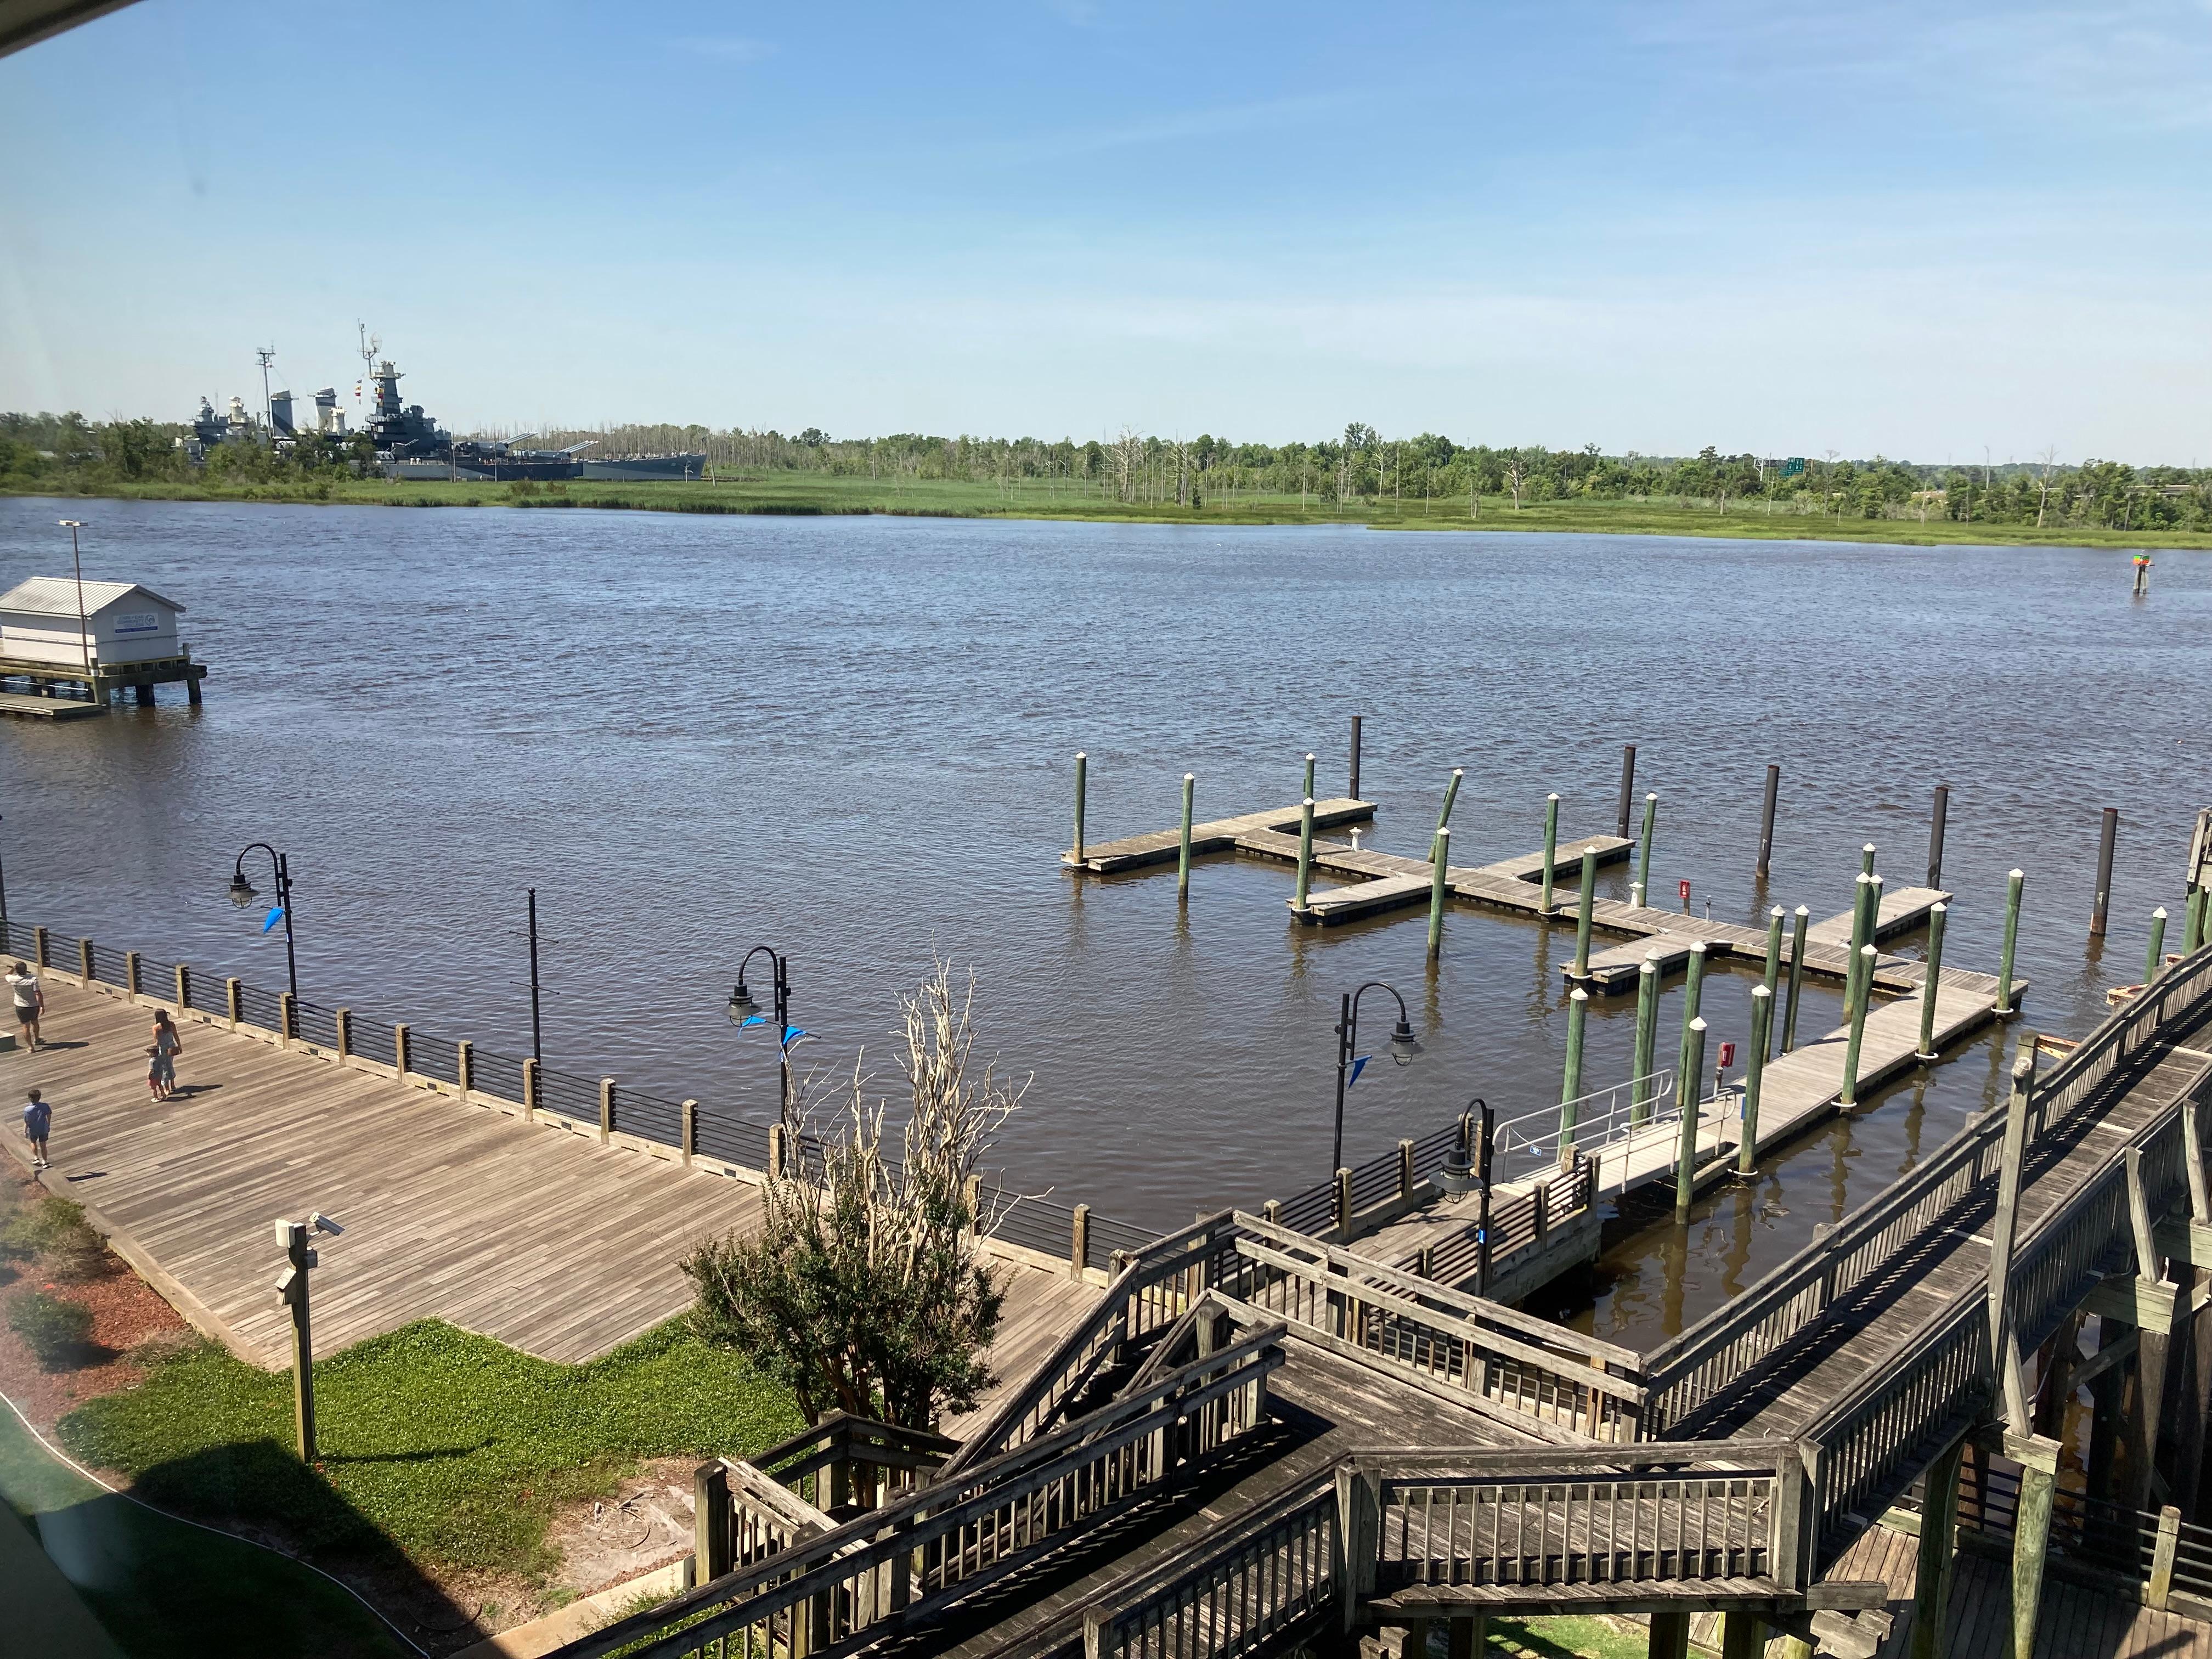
[180,337,708,483]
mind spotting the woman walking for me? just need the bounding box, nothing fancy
[147,1009,183,1101]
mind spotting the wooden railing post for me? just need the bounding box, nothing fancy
[457,1040,474,1104]
[224,976,240,1030]
[126,951,142,1000]
[393,1023,411,1080]
[173,963,188,1014]
[32,926,49,968]
[693,1461,733,1582]
[600,1077,616,1143]
[1070,1203,1091,1278]
[278,990,295,1044]
[334,1008,352,1062]
[1533,1181,1550,1244]
[681,1098,696,1167]
[1398,1138,1416,1200]
[1334,1167,1352,1234]
[1334,1465,1380,1631]
[521,1057,539,1123]
[77,938,93,981]
[768,1122,787,1180]
[2151,1505,2182,1611]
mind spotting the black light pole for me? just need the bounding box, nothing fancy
[526,888,543,1067]
[1330,980,1423,1178]
[228,843,298,1003]
[727,944,793,1128]
[0,811,9,951]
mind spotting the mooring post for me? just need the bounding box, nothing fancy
[1177,773,1195,905]
[1571,845,1598,979]
[1616,744,1637,839]
[1540,794,1560,911]
[1071,751,1087,866]
[1431,768,1462,861]
[1348,714,1362,799]
[2189,886,2208,957]
[1757,763,1780,877]
[2148,906,2169,983]
[1917,902,1948,1059]
[1840,944,1876,1105]
[1927,786,1949,888]
[1676,1017,1708,1219]
[1426,828,1450,961]
[1630,880,1645,908]
[1740,985,1772,1173]
[1674,942,1708,1115]
[1632,955,1660,1122]
[1294,795,1317,915]
[1996,868,2025,1017]
[1304,752,1316,801]
[1637,792,1658,897]
[1846,872,1874,1020]
[1861,841,1876,880]
[1782,905,1809,1052]
[1761,906,1785,1054]
[1561,988,1588,1156]
[1908,1436,1966,1659]
[2091,806,2119,939]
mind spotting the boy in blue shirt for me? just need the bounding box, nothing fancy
[22,1088,50,1170]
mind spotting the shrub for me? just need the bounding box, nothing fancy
[0,1195,106,1280]
[10,1290,94,1368]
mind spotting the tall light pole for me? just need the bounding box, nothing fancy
[58,520,90,680]
[227,843,299,1004]
[274,1211,343,1462]
[1330,980,1424,1179]
[727,945,797,1130]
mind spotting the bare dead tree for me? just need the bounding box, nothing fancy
[2035,446,2060,528]
[1503,450,1531,511]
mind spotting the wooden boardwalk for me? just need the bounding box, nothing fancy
[1065,799,1373,873]
[1,977,1099,1391]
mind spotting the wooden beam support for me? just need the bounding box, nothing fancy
[2008,1432,2061,1659]
[1909,1434,1966,1659]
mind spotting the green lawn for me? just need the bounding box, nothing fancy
[59,1318,799,1581]
[14,473,2207,548]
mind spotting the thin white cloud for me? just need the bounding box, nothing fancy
[678,36,775,64]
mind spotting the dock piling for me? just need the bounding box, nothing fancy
[1304,752,1316,801]
[1349,714,1362,800]
[1782,906,1809,1052]
[2092,806,2119,938]
[1761,906,1785,1056]
[1757,764,1780,877]
[1677,1017,1708,1219]
[1638,793,1658,898]
[1841,944,1877,1105]
[1997,868,2025,1017]
[1846,873,1874,1020]
[2148,907,2169,984]
[2188,888,2207,957]
[1071,752,1087,866]
[1860,842,1877,881]
[1177,774,1195,904]
[1675,941,1708,1116]
[1630,881,1645,909]
[1561,988,1589,1154]
[1430,768,1463,861]
[1632,955,1660,1122]
[1541,794,1560,911]
[1616,744,1637,839]
[1295,796,1316,914]
[1571,845,1598,979]
[1427,828,1450,961]
[1740,986,1772,1173]
[1927,787,1949,888]
[1917,902,1948,1059]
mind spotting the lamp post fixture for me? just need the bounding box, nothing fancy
[1330,980,1423,1178]
[58,520,91,680]
[273,1210,343,1462]
[227,843,298,1003]
[727,945,795,1128]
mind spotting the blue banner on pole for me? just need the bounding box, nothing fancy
[261,906,285,934]
[1347,1055,1370,1088]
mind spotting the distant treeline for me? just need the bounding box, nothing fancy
[8,408,2210,531]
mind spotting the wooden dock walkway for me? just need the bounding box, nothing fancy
[1,975,1100,1401]
[1064,799,1373,873]
[0,690,105,720]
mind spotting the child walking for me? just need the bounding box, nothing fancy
[147,1009,183,1100]
[22,1088,50,1170]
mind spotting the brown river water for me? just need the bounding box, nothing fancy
[1,496,2201,1350]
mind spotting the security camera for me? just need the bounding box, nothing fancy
[311,1212,345,1237]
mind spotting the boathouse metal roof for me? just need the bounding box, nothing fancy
[0,577,187,616]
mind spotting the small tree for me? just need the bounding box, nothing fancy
[685,964,1024,1428]
[1502,450,1531,510]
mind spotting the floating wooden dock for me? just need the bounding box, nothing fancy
[1576,885,1950,993]
[0,690,107,720]
[1064,798,1373,873]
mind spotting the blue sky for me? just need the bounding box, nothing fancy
[3,1,2209,459]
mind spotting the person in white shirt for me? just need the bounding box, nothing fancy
[5,962,41,1052]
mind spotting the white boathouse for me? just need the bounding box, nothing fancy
[0,577,205,711]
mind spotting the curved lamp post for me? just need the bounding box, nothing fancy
[228,842,298,1003]
[1331,980,1423,1178]
[727,944,795,1127]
